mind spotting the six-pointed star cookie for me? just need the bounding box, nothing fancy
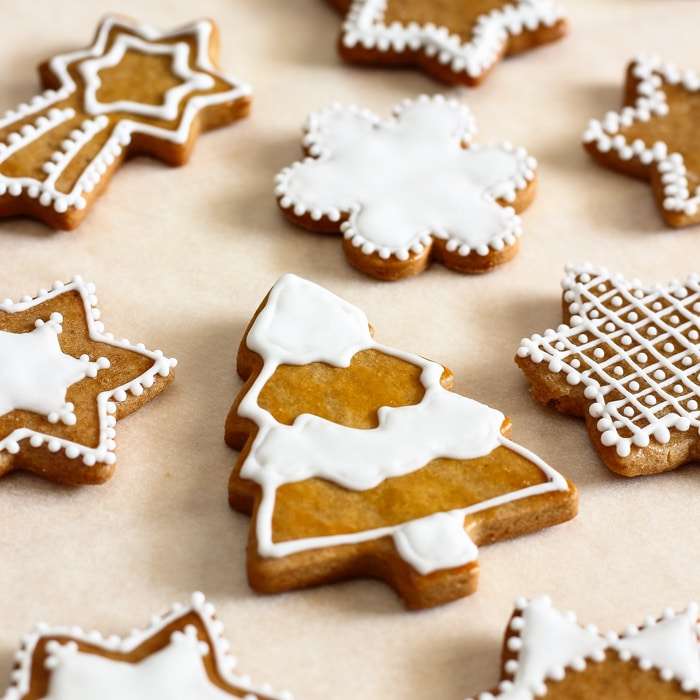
[467,596,700,700]
[583,55,700,228]
[275,95,537,280]
[0,276,176,485]
[326,0,568,86]
[225,274,576,609]
[1,592,293,700]
[0,15,251,230]
[516,264,700,477]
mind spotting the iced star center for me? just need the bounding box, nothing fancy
[0,313,109,425]
[79,34,215,120]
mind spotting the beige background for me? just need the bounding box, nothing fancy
[1,1,700,697]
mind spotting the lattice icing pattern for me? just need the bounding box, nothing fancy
[340,0,566,80]
[275,95,535,261]
[517,264,700,458]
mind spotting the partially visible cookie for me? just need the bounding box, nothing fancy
[583,55,700,228]
[0,276,176,485]
[1,592,293,700]
[275,95,537,280]
[517,263,700,477]
[467,596,700,699]
[327,0,568,86]
[226,274,576,609]
[0,15,251,230]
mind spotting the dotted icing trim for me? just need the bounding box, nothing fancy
[469,596,700,699]
[274,95,535,261]
[1,592,293,700]
[582,55,700,217]
[0,15,252,216]
[517,263,700,458]
[340,0,566,80]
[0,276,176,466]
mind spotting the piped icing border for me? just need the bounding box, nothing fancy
[339,0,566,80]
[582,55,700,218]
[274,95,536,262]
[237,274,568,575]
[0,15,252,215]
[1,592,293,700]
[0,276,176,466]
[468,596,700,699]
[517,263,700,458]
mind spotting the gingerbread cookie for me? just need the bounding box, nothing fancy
[1,592,293,700]
[467,596,700,699]
[0,15,251,230]
[0,276,176,485]
[226,274,577,609]
[327,0,568,86]
[516,264,700,477]
[275,95,537,281]
[583,55,700,228]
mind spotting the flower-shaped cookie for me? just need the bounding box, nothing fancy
[583,55,700,228]
[328,0,568,87]
[275,95,537,280]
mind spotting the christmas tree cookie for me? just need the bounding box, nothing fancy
[226,274,577,609]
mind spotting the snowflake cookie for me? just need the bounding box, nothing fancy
[516,264,700,477]
[0,15,251,230]
[275,95,538,280]
[583,55,700,228]
[0,276,176,485]
[326,0,568,86]
[1,592,293,700]
[467,596,700,700]
[226,274,576,609]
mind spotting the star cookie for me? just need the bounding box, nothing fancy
[0,15,251,230]
[1,592,293,700]
[583,55,700,228]
[516,264,700,477]
[327,0,568,86]
[0,276,176,485]
[225,274,576,609]
[275,95,537,281]
[467,596,700,699]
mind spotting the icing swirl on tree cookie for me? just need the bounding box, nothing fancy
[237,274,569,575]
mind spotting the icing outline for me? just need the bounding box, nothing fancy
[517,263,700,458]
[237,274,569,575]
[275,95,536,262]
[1,592,293,700]
[0,15,252,215]
[582,55,700,219]
[339,0,566,81]
[0,276,177,466]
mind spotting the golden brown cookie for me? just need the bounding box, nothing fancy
[0,276,176,485]
[467,596,700,699]
[2,592,293,700]
[516,263,700,477]
[275,95,537,281]
[0,15,251,230]
[327,0,568,86]
[226,274,577,609]
[583,55,700,228]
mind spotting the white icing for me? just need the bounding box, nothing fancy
[582,55,700,218]
[0,277,176,466]
[0,16,251,215]
[1,592,293,700]
[0,313,108,425]
[275,96,535,261]
[517,263,700,458]
[467,596,700,699]
[237,274,568,575]
[339,0,566,80]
